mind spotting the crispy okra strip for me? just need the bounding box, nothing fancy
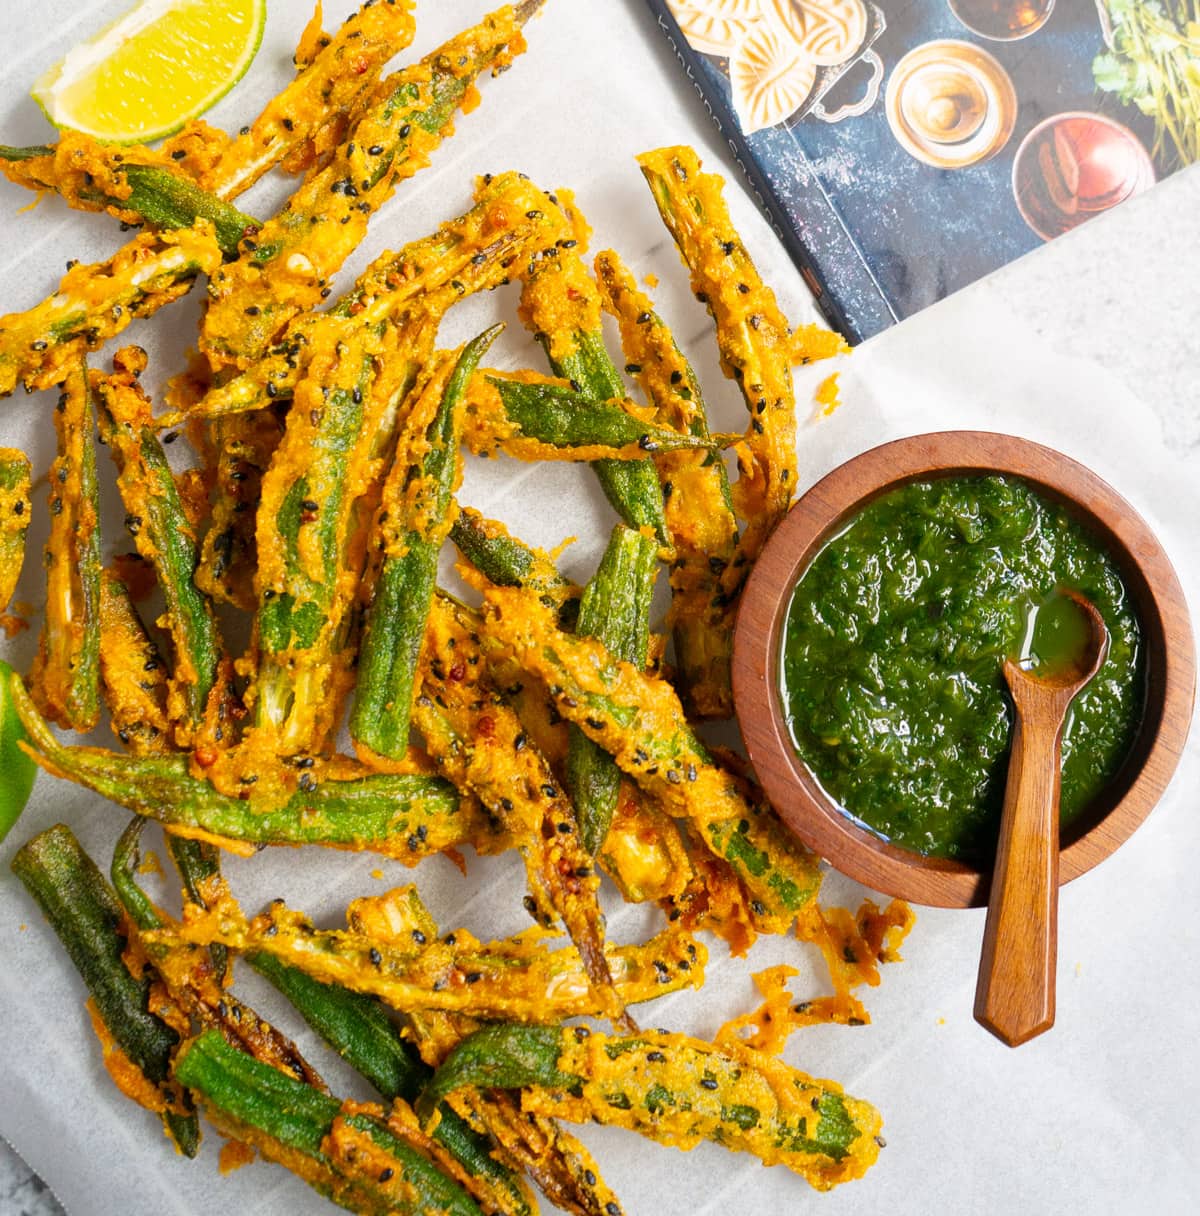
[96,570,173,755]
[95,353,221,733]
[566,526,657,857]
[482,586,822,932]
[193,172,566,422]
[251,954,537,1216]
[11,824,199,1156]
[352,327,501,758]
[0,225,222,398]
[246,309,440,762]
[517,203,670,546]
[413,595,625,1024]
[449,507,578,618]
[194,406,286,611]
[250,329,379,753]
[175,1030,484,1216]
[29,362,102,729]
[146,891,703,1023]
[10,672,486,861]
[193,174,554,617]
[345,887,625,1216]
[638,146,797,571]
[203,0,418,200]
[202,3,536,370]
[425,1025,882,1192]
[463,371,713,461]
[0,447,30,612]
[449,513,695,901]
[111,819,325,1089]
[596,249,738,719]
[0,139,259,258]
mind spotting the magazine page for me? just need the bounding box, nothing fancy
[651,1,1199,339]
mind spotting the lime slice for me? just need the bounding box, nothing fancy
[33,0,266,144]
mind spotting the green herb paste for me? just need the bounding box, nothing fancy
[780,475,1144,863]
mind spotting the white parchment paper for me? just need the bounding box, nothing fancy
[1,2,1197,1213]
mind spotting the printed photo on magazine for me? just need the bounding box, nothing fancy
[648,1,1199,340]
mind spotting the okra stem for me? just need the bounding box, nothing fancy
[11,824,199,1155]
[351,326,502,758]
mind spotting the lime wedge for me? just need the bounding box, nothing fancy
[33,0,266,144]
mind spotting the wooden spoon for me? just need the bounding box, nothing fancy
[974,590,1109,1047]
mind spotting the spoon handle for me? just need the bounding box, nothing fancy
[973,672,1068,1047]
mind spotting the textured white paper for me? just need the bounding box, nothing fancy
[1,2,1197,1214]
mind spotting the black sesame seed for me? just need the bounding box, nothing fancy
[369,948,382,966]
[700,1078,718,1090]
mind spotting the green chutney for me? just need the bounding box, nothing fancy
[779,475,1144,863]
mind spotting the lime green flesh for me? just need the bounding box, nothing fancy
[34,0,265,143]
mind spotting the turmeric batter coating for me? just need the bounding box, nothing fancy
[415,596,625,1023]
[639,146,804,583]
[0,447,30,615]
[201,4,529,370]
[29,362,102,730]
[145,888,704,1024]
[0,223,222,398]
[482,584,822,933]
[200,0,418,201]
[595,249,739,719]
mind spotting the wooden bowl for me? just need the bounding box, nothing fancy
[732,432,1195,908]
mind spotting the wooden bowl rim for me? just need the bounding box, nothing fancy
[732,430,1195,908]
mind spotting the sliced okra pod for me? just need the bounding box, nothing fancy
[481,585,822,932]
[0,226,222,398]
[596,248,739,719]
[174,1030,483,1216]
[424,1024,883,1191]
[351,325,502,759]
[11,824,199,1155]
[10,672,487,861]
[30,360,102,730]
[566,525,658,857]
[95,351,221,734]
[202,4,535,369]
